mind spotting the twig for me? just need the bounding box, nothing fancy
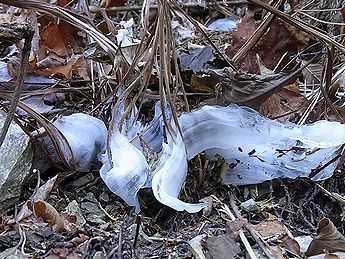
[232,0,282,64]
[308,154,341,178]
[147,236,184,243]
[229,194,274,259]
[117,227,123,259]
[247,0,345,53]
[133,215,141,249]
[0,25,33,147]
[88,1,248,13]
[169,0,237,70]
[218,203,257,259]
[296,10,345,26]
[317,184,345,208]
[98,202,117,221]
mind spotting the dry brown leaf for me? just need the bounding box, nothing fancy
[280,233,302,257]
[226,218,247,239]
[100,0,128,7]
[254,218,301,256]
[260,84,309,122]
[38,55,89,79]
[281,22,311,50]
[38,17,84,58]
[16,175,58,222]
[40,22,69,57]
[48,57,74,79]
[324,250,342,259]
[305,218,345,256]
[28,199,66,233]
[226,16,309,73]
[58,0,70,6]
[309,252,345,259]
[200,66,303,108]
[70,234,90,245]
[225,12,257,72]
[45,247,80,259]
[269,246,284,259]
[71,56,90,80]
[205,234,241,259]
[254,218,287,239]
[36,53,66,68]
[190,74,217,93]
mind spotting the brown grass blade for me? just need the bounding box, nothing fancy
[247,0,345,53]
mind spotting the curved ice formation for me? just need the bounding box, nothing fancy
[100,102,205,213]
[99,103,345,213]
[180,104,345,185]
[100,130,148,210]
[151,133,206,213]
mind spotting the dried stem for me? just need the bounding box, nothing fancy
[229,194,275,259]
[0,26,33,147]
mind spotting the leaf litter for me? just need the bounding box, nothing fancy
[1,0,345,258]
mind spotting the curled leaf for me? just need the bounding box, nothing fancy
[28,199,66,233]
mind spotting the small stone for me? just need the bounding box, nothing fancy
[0,247,27,259]
[240,199,260,213]
[65,200,86,226]
[99,192,109,203]
[80,201,107,225]
[71,173,95,188]
[83,192,98,203]
[89,185,99,195]
[92,251,106,259]
[295,236,313,253]
[86,215,109,229]
[0,111,33,213]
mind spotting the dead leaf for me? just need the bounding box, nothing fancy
[16,175,58,222]
[179,46,218,73]
[100,0,127,7]
[260,84,309,122]
[58,0,71,6]
[254,218,287,239]
[36,53,66,68]
[199,66,304,108]
[190,73,218,93]
[40,22,69,57]
[38,55,89,80]
[206,234,241,259]
[308,252,345,259]
[269,246,284,259]
[226,218,247,239]
[280,233,302,257]
[28,199,66,233]
[45,247,80,259]
[226,15,310,73]
[225,11,257,72]
[324,250,342,259]
[254,218,301,257]
[200,196,213,217]
[39,18,83,58]
[305,218,345,256]
[71,234,90,245]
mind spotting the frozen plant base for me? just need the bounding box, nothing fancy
[52,113,107,170]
